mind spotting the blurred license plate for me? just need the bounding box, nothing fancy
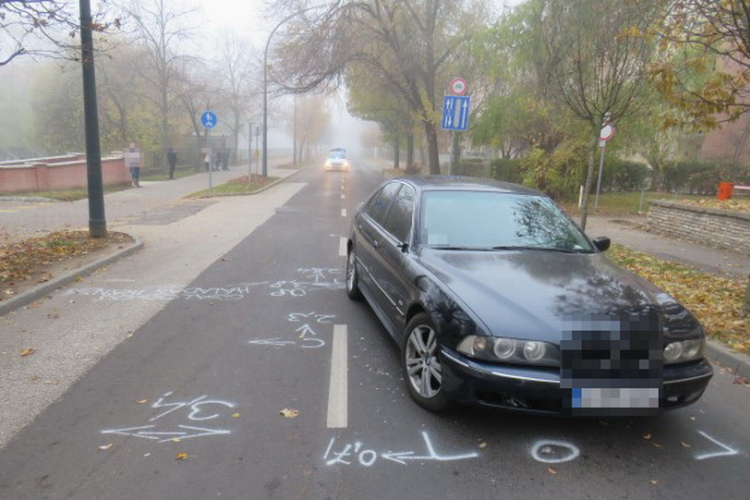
[572,388,659,409]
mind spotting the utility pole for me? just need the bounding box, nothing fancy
[79,0,106,238]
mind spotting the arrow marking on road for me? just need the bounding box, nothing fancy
[101,425,231,443]
[382,432,479,464]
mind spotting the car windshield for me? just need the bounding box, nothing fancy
[421,190,594,252]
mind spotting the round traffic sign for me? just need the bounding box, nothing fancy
[599,123,614,141]
[201,110,217,129]
[450,78,467,95]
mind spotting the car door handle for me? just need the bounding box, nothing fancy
[373,240,379,248]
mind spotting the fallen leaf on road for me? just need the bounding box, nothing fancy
[136,399,149,404]
[650,441,664,449]
[547,467,558,475]
[98,443,114,451]
[175,453,188,460]
[650,480,658,486]
[279,408,300,418]
[680,441,692,448]
[231,412,241,418]
[641,433,651,440]
[479,442,488,449]
[20,348,35,357]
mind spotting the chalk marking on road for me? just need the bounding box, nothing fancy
[323,432,479,466]
[341,208,347,218]
[339,237,347,257]
[101,424,231,443]
[694,430,740,460]
[530,440,581,464]
[327,324,348,428]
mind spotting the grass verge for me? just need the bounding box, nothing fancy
[186,174,279,198]
[1,231,132,300]
[11,183,132,202]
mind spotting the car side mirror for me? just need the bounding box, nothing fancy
[592,236,611,252]
[397,242,409,253]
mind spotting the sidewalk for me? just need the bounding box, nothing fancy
[585,215,749,278]
[0,157,297,244]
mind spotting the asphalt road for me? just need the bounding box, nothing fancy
[1,161,749,500]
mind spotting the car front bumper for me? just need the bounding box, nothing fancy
[440,347,713,416]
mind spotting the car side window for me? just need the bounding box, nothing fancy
[364,182,401,225]
[382,185,415,242]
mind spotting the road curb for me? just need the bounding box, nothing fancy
[706,340,750,378]
[189,164,310,198]
[0,236,143,317]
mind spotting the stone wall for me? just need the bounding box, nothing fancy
[0,155,129,194]
[648,201,750,254]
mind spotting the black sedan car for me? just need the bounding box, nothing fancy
[345,177,712,416]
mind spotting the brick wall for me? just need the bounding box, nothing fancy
[0,156,129,194]
[648,201,750,254]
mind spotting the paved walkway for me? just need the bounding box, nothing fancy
[584,215,749,278]
[0,157,296,244]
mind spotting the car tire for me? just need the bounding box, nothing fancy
[402,313,450,412]
[345,247,363,300]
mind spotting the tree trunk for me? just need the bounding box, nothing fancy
[424,121,441,175]
[743,273,750,317]
[393,141,400,170]
[579,130,600,231]
[406,132,414,172]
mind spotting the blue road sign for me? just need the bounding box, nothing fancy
[441,96,471,131]
[201,111,217,129]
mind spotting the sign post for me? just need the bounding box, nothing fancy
[201,111,217,189]
[594,118,615,209]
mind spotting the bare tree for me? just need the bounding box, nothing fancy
[1,0,117,66]
[540,0,658,229]
[214,32,258,162]
[119,0,198,165]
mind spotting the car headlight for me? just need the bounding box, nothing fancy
[457,335,560,367]
[664,338,705,364]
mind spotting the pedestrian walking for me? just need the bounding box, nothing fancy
[214,151,222,172]
[222,148,230,171]
[167,148,177,180]
[202,147,211,172]
[124,142,142,187]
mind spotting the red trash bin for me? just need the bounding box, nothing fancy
[718,182,734,200]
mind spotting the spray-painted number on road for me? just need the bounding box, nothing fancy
[101,392,235,443]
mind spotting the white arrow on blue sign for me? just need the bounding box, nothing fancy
[441,96,471,131]
[201,111,217,129]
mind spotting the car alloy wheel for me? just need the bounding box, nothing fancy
[345,248,362,300]
[403,313,449,411]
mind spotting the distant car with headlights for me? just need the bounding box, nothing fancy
[325,148,348,171]
[345,176,712,415]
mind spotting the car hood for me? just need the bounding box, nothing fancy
[417,248,688,342]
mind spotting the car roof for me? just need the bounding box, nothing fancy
[392,175,544,196]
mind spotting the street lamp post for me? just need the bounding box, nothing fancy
[79,0,106,238]
[262,3,330,177]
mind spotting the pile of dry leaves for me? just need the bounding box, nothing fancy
[0,230,132,301]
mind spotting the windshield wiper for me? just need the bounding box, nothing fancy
[490,245,590,254]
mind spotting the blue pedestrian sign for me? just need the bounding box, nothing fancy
[441,96,471,131]
[201,111,217,129]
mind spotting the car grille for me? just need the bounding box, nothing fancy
[559,312,663,415]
